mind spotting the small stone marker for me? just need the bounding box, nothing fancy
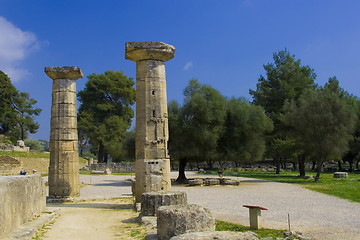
[333,172,348,179]
[243,205,268,230]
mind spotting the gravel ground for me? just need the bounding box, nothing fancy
[45,172,360,240]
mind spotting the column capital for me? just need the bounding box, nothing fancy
[125,42,175,62]
[45,66,83,80]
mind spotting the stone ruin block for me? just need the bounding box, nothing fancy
[333,172,348,179]
[204,178,220,186]
[188,179,204,186]
[157,204,215,240]
[220,179,240,186]
[170,231,259,240]
[141,191,187,216]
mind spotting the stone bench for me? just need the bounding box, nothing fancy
[157,204,215,240]
[333,172,348,179]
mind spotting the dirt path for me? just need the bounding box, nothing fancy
[40,198,148,240]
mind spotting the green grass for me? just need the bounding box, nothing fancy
[0,150,50,158]
[216,220,285,239]
[223,170,360,203]
[0,150,87,165]
[112,172,135,176]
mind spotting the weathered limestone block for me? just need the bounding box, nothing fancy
[188,179,204,186]
[126,42,175,62]
[333,172,348,179]
[141,191,187,216]
[45,66,83,199]
[134,159,171,201]
[45,66,83,80]
[220,179,240,186]
[170,231,259,240]
[204,178,220,186]
[0,175,46,238]
[157,204,215,240]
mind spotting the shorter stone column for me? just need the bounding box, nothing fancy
[157,204,215,240]
[45,66,83,199]
[141,191,187,216]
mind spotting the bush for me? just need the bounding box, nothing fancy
[24,138,44,151]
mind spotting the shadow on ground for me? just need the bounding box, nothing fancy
[47,202,133,210]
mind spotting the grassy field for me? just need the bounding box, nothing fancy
[216,220,285,239]
[223,170,360,203]
[0,150,50,158]
[0,150,87,163]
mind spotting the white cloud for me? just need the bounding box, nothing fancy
[183,61,193,71]
[0,16,40,82]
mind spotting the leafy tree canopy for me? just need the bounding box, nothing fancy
[0,71,41,142]
[77,70,135,162]
[218,97,273,163]
[249,49,317,121]
[283,82,357,181]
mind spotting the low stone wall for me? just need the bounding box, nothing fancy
[0,174,46,238]
[0,155,23,176]
[90,162,134,173]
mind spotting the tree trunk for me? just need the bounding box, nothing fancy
[315,161,323,182]
[275,157,280,174]
[312,161,316,171]
[98,142,105,163]
[104,150,108,163]
[298,155,306,177]
[281,158,286,170]
[348,159,353,172]
[20,124,25,141]
[338,161,343,171]
[176,158,188,183]
[206,160,213,169]
[218,160,224,168]
[292,161,297,170]
[356,159,359,170]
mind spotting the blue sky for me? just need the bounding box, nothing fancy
[1,0,360,140]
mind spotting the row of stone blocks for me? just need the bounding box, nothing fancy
[188,178,240,186]
[141,191,258,240]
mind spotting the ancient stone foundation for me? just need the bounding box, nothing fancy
[0,175,46,238]
[333,172,348,179]
[157,204,215,240]
[45,66,83,199]
[141,191,187,216]
[126,42,175,203]
[0,155,22,176]
[169,231,259,240]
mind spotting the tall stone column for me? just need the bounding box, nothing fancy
[126,42,175,203]
[45,66,83,199]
